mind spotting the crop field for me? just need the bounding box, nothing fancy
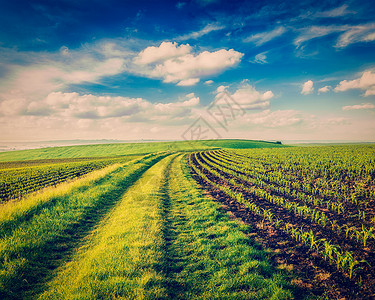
[190,145,375,299]
[0,140,374,299]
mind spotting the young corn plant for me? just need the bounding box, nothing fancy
[322,241,338,263]
[358,225,374,247]
[343,251,369,279]
[358,210,366,221]
[273,218,282,228]
[307,230,322,252]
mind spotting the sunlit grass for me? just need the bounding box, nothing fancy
[38,155,177,299]
[163,155,293,299]
[0,163,122,237]
[0,153,166,299]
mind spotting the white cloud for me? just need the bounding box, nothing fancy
[342,103,375,110]
[177,23,225,41]
[134,42,243,86]
[204,80,214,85]
[177,78,200,86]
[318,86,331,94]
[294,23,375,48]
[315,4,355,18]
[253,51,268,64]
[134,42,192,65]
[335,24,375,48]
[244,26,286,46]
[216,85,228,93]
[301,80,314,95]
[294,26,344,47]
[248,109,302,128]
[0,42,132,110]
[62,58,125,84]
[215,83,274,110]
[0,88,202,124]
[334,71,375,96]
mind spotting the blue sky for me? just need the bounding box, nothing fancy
[0,0,374,142]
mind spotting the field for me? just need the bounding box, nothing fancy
[0,140,374,299]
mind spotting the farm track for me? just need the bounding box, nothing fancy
[0,153,168,299]
[190,151,375,299]
[33,153,294,299]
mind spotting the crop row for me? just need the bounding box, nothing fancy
[196,151,375,250]
[214,148,375,225]
[0,156,135,202]
[189,151,373,281]
[204,150,375,243]
[215,148,374,210]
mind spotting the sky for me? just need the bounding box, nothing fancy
[0,0,375,142]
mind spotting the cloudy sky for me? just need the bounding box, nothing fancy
[1,0,375,142]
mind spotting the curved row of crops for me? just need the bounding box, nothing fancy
[0,156,139,202]
[189,146,375,297]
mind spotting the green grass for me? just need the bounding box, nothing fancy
[0,153,167,299]
[37,154,293,299]
[38,154,178,300]
[0,155,142,202]
[0,140,296,299]
[0,139,285,162]
[163,155,292,299]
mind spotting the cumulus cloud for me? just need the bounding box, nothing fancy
[318,86,331,94]
[342,103,375,111]
[134,42,192,65]
[204,80,214,85]
[0,42,132,110]
[244,26,286,46]
[301,80,314,95]
[215,82,274,110]
[177,78,200,86]
[0,88,202,124]
[248,109,302,128]
[134,42,243,86]
[334,71,375,96]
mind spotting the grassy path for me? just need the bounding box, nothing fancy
[0,153,167,299]
[38,154,178,299]
[1,152,293,299]
[162,155,292,299]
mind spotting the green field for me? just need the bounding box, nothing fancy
[0,139,284,162]
[0,140,374,299]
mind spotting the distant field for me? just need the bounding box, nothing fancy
[0,140,374,299]
[0,139,284,162]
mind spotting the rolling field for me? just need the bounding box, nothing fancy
[0,140,374,299]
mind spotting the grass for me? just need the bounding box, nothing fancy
[36,154,293,299]
[163,154,292,299]
[0,139,285,162]
[0,140,297,299]
[0,162,122,239]
[0,153,167,299]
[38,154,178,299]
